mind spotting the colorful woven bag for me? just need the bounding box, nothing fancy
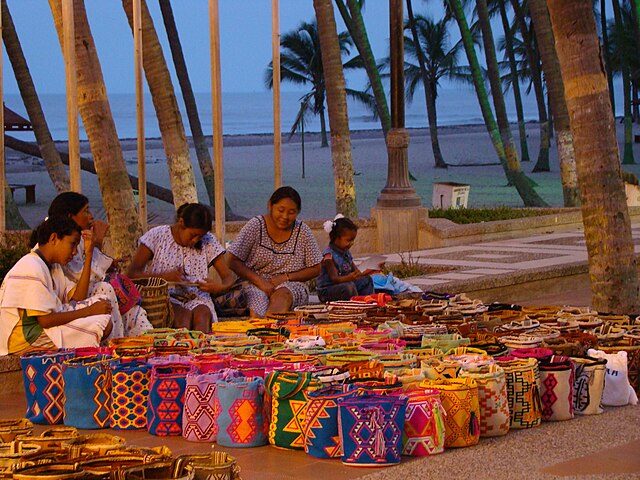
[182,369,243,442]
[265,371,321,450]
[396,389,445,456]
[215,376,268,448]
[459,364,510,437]
[109,361,150,430]
[539,356,574,421]
[337,394,408,466]
[497,357,542,429]
[147,363,193,436]
[62,355,113,429]
[571,356,607,415]
[20,350,75,425]
[304,385,356,459]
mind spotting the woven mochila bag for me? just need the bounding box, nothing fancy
[265,371,321,450]
[539,355,575,421]
[459,364,510,437]
[395,388,446,456]
[496,357,542,429]
[420,378,481,448]
[147,363,194,436]
[62,355,113,429]
[570,356,607,415]
[109,361,150,430]
[20,350,75,425]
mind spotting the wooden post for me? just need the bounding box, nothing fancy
[133,0,147,231]
[0,0,5,233]
[209,0,225,244]
[272,0,282,189]
[62,0,81,193]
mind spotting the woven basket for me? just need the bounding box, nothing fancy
[133,278,172,329]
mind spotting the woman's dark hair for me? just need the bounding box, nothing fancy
[269,186,301,211]
[330,217,358,243]
[30,216,81,247]
[176,203,213,231]
[48,192,89,218]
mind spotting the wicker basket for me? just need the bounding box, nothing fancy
[132,278,172,329]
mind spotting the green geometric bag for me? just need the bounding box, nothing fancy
[264,371,321,450]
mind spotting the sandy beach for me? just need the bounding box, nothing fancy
[6,122,640,228]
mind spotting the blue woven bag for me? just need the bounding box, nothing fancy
[147,363,193,436]
[304,385,356,459]
[338,394,408,466]
[110,360,150,430]
[215,376,268,448]
[62,354,113,429]
[20,350,75,425]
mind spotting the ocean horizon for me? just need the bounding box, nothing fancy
[5,87,545,142]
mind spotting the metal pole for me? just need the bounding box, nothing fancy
[62,0,81,192]
[0,0,5,232]
[209,0,225,244]
[133,0,147,232]
[272,0,282,189]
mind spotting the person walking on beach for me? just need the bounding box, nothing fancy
[127,203,234,332]
[47,192,153,338]
[227,186,322,317]
[315,215,374,302]
[0,216,113,355]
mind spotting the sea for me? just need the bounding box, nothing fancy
[5,87,545,141]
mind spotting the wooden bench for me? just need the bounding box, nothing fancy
[9,183,36,204]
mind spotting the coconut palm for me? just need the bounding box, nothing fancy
[312,0,357,217]
[599,0,616,115]
[121,0,198,207]
[547,0,639,314]
[264,20,373,148]
[2,0,69,192]
[48,0,141,258]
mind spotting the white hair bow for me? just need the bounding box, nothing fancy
[323,213,344,233]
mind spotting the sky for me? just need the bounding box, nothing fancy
[3,0,437,95]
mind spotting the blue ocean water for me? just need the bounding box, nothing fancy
[5,87,542,141]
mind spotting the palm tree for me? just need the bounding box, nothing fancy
[547,0,639,314]
[121,0,198,207]
[48,0,141,258]
[600,0,616,115]
[402,10,466,168]
[313,0,357,217]
[527,0,580,206]
[2,0,69,192]
[264,20,371,148]
[447,0,547,206]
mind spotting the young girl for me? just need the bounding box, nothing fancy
[315,216,375,302]
[0,216,113,355]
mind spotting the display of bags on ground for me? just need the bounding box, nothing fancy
[216,376,268,448]
[265,371,321,450]
[459,364,510,437]
[304,385,356,459]
[538,356,574,421]
[420,378,480,448]
[396,389,446,456]
[337,394,408,466]
[20,350,75,425]
[587,348,639,406]
[110,361,150,430]
[148,363,193,436]
[571,356,607,415]
[62,355,113,429]
[497,357,542,429]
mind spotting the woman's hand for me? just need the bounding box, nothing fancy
[85,299,112,316]
[256,277,275,297]
[271,273,289,287]
[163,269,187,283]
[81,229,95,257]
[197,280,225,296]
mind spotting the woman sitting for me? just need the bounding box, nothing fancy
[127,203,233,332]
[47,192,153,338]
[0,216,113,355]
[227,186,322,317]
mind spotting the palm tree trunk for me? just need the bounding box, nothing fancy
[334,0,391,136]
[611,0,635,165]
[3,188,29,230]
[510,0,550,172]
[313,0,357,217]
[449,0,546,207]
[527,0,580,206]
[406,0,447,168]
[600,0,616,116]
[2,0,69,192]
[498,0,530,163]
[122,0,198,207]
[318,104,329,148]
[547,0,639,313]
[48,0,141,258]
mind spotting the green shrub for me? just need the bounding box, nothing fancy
[429,207,558,224]
[0,232,30,284]
[382,252,456,279]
